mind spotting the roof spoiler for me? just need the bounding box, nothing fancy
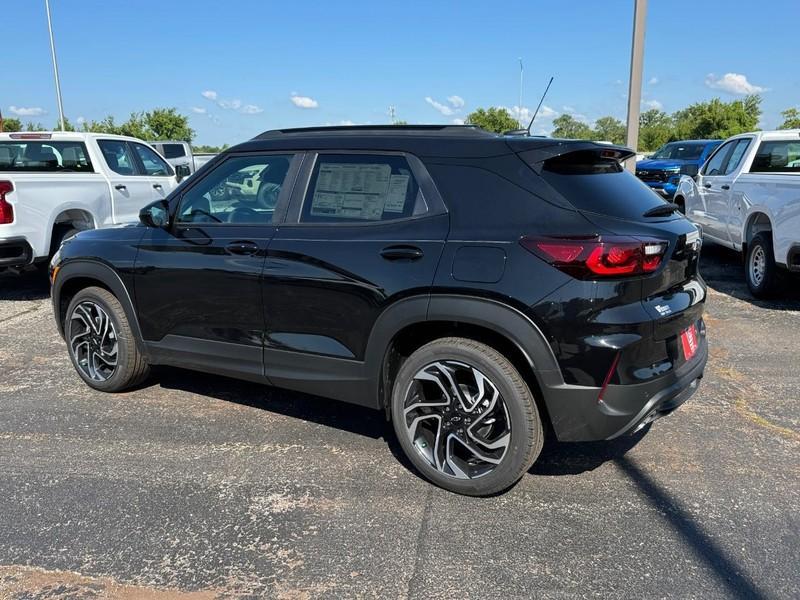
[509,140,636,174]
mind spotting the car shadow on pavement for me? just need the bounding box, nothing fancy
[0,269,50,301]
[700,242,800,310]
[615,456,768,600]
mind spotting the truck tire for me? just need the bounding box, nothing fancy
[746,232,784,298]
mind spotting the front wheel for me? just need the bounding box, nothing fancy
[391,337,543,496]
[65,286,150,392]
[746,232,784,298]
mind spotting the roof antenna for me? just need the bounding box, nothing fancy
[504,76,554,136]
[526,76,554,135]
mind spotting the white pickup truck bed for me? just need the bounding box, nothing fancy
[0,132,178,270]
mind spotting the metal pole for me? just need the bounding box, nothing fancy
[518,58,524,128]
[45,0,65,131]
[625,0,647,171]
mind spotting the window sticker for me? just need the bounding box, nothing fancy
[384,174,410,212]
[310,163,393,220]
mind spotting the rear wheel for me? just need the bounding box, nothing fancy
[391,337,543,496]
[65,286,149,392]
[746,232,784,298]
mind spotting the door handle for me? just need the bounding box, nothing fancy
[721,184,730,190]
[703,183,712,188]
[153,183,163,190]
[115,184,127,191]
[225,241,260,256]
[380,245,424,261]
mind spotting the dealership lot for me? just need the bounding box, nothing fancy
[0,246,798,599]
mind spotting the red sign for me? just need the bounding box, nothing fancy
[681,324,699,360]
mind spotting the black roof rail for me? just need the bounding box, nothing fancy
[253,124,494,140]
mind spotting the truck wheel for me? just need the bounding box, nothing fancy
[65,286,150,392]
[746,232,784,298]
[50,225,79,256]
[391,337,543,496]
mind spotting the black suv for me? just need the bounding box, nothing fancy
[51,125,707,496]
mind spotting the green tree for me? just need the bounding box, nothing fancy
[592,116,626,145]
[82,115,121,134]
[192,143,230,153]
[0,117,22,132]
[394,120,409,126]
[638,109,675,151]
[673,95,761,140]
[778,108,800,130]
[465,107,519,133]
[142,108,194,142]
[25,122,47,131]
[551,114,593,139]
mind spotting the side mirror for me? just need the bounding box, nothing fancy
[139,200,170,229]
[175,164,191,183]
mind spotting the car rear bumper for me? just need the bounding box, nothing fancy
[539,327,707,442]
[0,237,34,269]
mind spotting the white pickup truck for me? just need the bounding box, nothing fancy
[675,129,800,297]
[150,140,216,180]
[0,131,179,271]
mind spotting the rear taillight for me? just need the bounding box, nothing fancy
[520,235,668,279]
[0,181,14,224]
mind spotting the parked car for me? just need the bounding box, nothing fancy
[0,132,179,271]
[50,125,707,496]
[636,140,722,201]
[150,141,216,181]
[675,129,800,297]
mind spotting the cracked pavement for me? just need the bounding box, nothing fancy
[0,243,798,599]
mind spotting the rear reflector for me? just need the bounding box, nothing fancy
[0,180,13,224]
[521,235,668,279]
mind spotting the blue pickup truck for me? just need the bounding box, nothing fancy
[635,140,722,198]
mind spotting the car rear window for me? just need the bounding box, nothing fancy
[0,141,94,173]
[749,141,800,173]
[162,143,186,159]
[539,152,668,220]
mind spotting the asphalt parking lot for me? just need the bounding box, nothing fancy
[0,245,798,599]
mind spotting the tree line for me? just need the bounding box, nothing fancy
[466,96,800,150]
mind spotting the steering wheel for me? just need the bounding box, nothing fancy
[227,206,260,223]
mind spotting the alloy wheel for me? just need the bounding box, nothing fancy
[402,360,511,479]
[749,245,766,287]
[70,301,119,382]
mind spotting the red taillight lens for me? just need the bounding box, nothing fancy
[521,235,668,279]
[0,181,14,225]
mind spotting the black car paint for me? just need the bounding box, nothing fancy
[52,128,707,442]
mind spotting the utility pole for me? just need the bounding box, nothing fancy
[45,0,66,131]
[518,58,524,128]
[624,0,647,171]
[389,105,396,125]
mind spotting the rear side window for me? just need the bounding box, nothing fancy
[98,140,137,175]
[749,141,800,173]
[702,141,735,176]
[162,143,186,159]
[300,154,427,223]
[723,139,751,175]
[0,141,94,172]
[539,152,666,220]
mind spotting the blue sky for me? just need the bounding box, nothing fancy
[4,0,799,146]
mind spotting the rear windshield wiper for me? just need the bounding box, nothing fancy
[642,203,680,218]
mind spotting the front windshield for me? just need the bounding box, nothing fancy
[651,143,705,160]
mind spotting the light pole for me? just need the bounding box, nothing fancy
[624,0,647,171]
[45,0,66,131]
[518,57,524,128]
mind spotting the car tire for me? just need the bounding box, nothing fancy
[65,286,150,392]
[746,232,784,298]
[391,337,543,496]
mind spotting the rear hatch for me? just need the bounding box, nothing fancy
[516,142,705,384]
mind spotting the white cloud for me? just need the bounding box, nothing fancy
[452,118,465,125]
[9,106,46,117]
[642,99,663,110]
[562,105,575,112]
[425,96,454,116]
[218,98,242,110]
[290,94,319,109]
[76,116,86,125]
[505,104,558,127]
[447,95,465,109]
[648,76,659,85]
[338,120,356,126]
[191,106,207,114]
[201,90,218,101]
[705,72,767,95]
[240,104,263,115]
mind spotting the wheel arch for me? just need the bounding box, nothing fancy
[366,294,562,427]
[53,260,146,355]
[743,210,773,254]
